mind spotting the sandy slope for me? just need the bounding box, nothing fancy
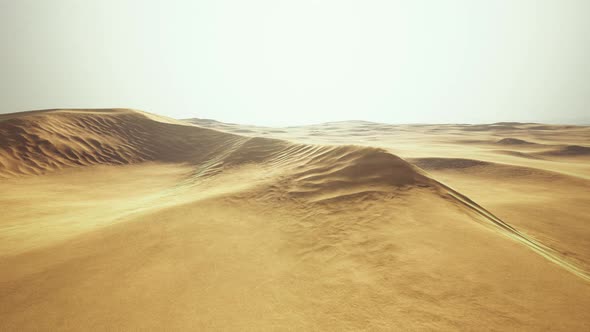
[189,118,590,271]
[1,110,590,330]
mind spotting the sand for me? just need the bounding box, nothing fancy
[1,109,590,330]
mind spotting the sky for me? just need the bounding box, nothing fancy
[0,0,588,126]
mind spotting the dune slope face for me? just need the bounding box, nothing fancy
[1,109,590,331]
[0,109,432,194]
[0,109,245,177]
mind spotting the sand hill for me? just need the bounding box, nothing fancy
[1,109,590,330]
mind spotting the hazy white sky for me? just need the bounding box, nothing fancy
[0,0,588,125]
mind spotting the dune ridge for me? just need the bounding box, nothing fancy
[438,181,590,281]
[405,158,590,280]
[0,109,244,177]
[0,109,433,197]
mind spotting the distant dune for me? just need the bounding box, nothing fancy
[496,137,536,145]
[1,109,590,331]
[409,157,491,170]
[540,144,590,157]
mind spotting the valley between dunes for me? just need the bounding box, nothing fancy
[1,109,590,331]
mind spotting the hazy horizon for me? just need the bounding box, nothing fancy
[1,0,589,126]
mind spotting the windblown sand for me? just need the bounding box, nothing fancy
[1,109,589,330]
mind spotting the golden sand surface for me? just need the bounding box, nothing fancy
[1,109,589,330]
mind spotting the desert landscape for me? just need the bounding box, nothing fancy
[1,108,589,330]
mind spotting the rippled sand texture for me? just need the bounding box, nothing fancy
[1,109,589,331]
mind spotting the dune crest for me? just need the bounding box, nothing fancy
[0,109,433,197]
[0,109,246,177]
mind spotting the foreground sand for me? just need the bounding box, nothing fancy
[1,109,589,330]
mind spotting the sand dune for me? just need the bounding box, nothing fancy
[0,109,245,177]
[539,144,590,157]
[410,157,491,170]
[1,109,590,330]
[496,137,537,145]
